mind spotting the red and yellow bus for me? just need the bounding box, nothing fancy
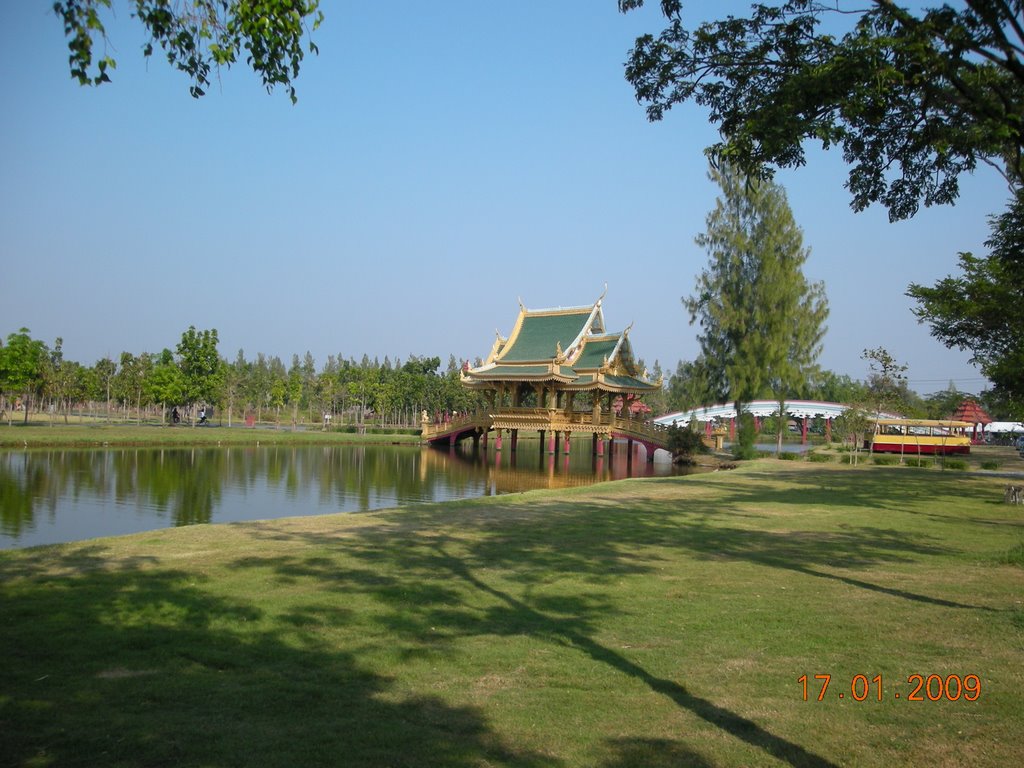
[867,418,973,455]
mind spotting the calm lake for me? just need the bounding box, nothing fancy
[0,442,689,549]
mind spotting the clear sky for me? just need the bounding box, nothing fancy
[0,2,1008,395]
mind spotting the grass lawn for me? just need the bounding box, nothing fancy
[1,461,1022,767]
[0,423,422,449]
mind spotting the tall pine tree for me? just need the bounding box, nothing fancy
[685,163,828,456]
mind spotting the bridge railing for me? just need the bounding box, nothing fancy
[421,407,671,448]
[420,410,489,441]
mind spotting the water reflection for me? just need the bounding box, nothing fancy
[0,441,690,549]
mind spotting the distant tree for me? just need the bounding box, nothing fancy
[176,326,222,424]
[222,349,250,427]
[803,369,867,405]
[287,355,304,428]
[665,357,712,413]
[44,339,87,423]
[832,406,872,464]
[924,381,973,421]
[249,353,272,423]
[685,162,828,457]
[979,386,1019,421]
[268,355,287,424]
[643,359,668,415]
[54,0,324,103]
[0,329,48,424]
[146,349,185,423]
[862,347,909,418]
[114,351,148,423]
[93,357,117,419]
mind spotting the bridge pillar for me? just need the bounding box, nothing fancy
[449,434,456,448]
[511,429,518,452]
[802,417,808,444]
[538,430,545,455]
[825,418,832,443]
[548,431,556,454]
[563,432,571,455]
[646,443,655,463]
[495,430,503,451]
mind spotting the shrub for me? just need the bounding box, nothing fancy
[807,452,832,463]
[873,455,899,466]
[943,459,968,471]
[777,451,799,460]
[667,424,709,460]
[733,413,758,460]
[980,460,1001,471]
[905,457,933,469]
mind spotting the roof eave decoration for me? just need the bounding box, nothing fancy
[483,330,507,366]
[596,372,660,393]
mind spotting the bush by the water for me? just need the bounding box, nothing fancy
[777,451,799,461]
[807,452,832,463]
[942,459,969,471]
[981,460,1001,471]
[667,424,708,461]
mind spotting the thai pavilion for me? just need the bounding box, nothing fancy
[421,292,670,459]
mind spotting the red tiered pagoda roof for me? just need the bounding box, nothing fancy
[950,400,991,425]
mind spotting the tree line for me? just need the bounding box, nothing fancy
[0,323,1000,433]
[0,326,483,428]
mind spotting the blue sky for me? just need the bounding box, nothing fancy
[0,2,1008,395]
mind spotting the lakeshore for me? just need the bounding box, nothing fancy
[1,461,1021,766]
[0,422,423,449]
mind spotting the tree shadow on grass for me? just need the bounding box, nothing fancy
[233,524,841,768]
[222,463,1017,764]
[596,738,715,768]
[0,545,553,768]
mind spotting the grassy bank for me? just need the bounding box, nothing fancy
[0,423,422,449]
[1,462,1022,767]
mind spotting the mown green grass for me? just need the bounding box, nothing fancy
[1,462,1022,767]
[0,423,421,449]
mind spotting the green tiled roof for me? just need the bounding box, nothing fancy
[572,336,620,370]
[497,310,591,362]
